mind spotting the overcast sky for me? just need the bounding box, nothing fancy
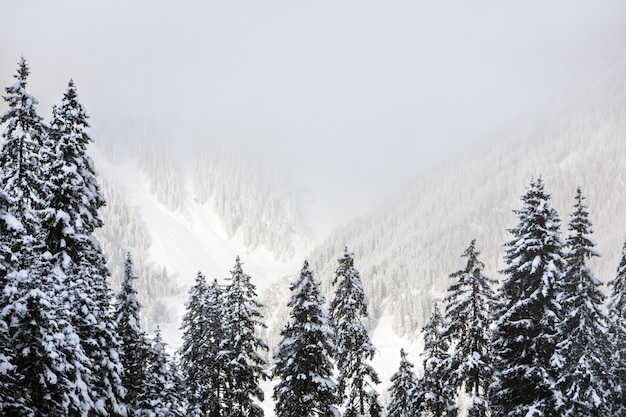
[2,0,626,230]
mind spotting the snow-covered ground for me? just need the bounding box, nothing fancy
[92,146,312,348]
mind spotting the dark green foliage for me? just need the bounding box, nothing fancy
[442,240,496,417]
[386,349,418,417]
[179,273,225,416]
[416,303,457,417]
[553,189,611,416]
[608,241,626,415]
[490,178,565,417]
[222,256,268,417]
[0,57,47,235]
[330,248,381,417]
[41,80,126,416]
[273,261,339,417]
[114,252,152,415]
[144,328,184,417]
[0,186,26,414]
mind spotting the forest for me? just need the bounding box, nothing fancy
[2,58,626,417]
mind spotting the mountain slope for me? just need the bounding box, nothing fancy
[91,134,314,345]
[89,59,626,413]
[302,61,626,346]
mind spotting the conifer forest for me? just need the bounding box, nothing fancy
[2,55,626,417]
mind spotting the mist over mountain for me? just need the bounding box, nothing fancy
[87,56,626,364]
[3,3,626,415]
[300,59,626,342]
[90,123,315,341]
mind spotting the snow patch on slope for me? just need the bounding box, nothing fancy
[91,146,312,348]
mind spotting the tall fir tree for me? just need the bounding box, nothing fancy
[40,79,126,416]
[4,247,93,416]
[442,240,496,417]
[0,58,45,414]
[42,79,106,267]
[490,177,565,417]
[273,260,339,417]
[0,56,47,236]
[330,248,382,417]
[179,273,225,417]
[144,327,184,417]
[417,303,457,417]
[0,186,27,414]
[114,252,152,416]
[1,60,95,416]
[386,349,418,417]
[552,189,610,416]
[221,256,268,417]
[608,241,626,416]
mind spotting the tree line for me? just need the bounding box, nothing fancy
[2,57,626,417]
[0,57,383,416]
[388,178,626,417]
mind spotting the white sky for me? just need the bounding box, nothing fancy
[2,0,626,232]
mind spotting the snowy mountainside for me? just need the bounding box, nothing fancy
[299,61,626,344]
[91,133,313,346]
[248,62,626,412]
[89,60,626,411]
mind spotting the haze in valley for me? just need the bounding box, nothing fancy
[2,0,626,235]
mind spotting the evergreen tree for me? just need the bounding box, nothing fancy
[0,186,27,414]
[42,79,106,267]
[179,273,225,417]
[144,327,184,417]
[608,241,626,415]
[490,177,565,417]
[442,240,496,417]
[273,260,339,417]
[1,60,95,416]
[0,56,47,235]
[418,303,457,417]
[114,252,152,416]
[552,189,610,416]
[221,256,268,417]
[40,80,126,416]
[386,349,418,417]
[330,248,382,417]
[5,248,93,416]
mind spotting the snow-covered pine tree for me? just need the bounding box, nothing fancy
[386,349,418,417]
[42,79,105,264]
[4,244,94,416]
[417,303,457,417]
[0,183,24,413]
[179,273,225,417]
[329,248,382,417]
[114,252,152,415]
[41,79,126,416]
[144,327,183,417]
[552,188,611,416]
[490,177,565,417]
[273,260,339,417]
[442,240,496,417]
[608,241,626,415]
[221,256,268,417]
[0,57,47,237]
[1,59,96,416]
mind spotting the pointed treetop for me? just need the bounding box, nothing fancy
[608,241,626,316]
[15,56,29,83]
[124,252,137,279]
[339,246,354,266]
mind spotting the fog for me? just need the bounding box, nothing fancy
[2,0,626,231]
